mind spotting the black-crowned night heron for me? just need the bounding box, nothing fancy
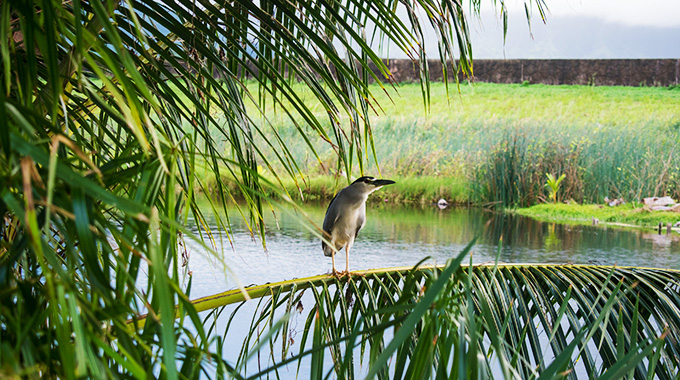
[322,176,395,274]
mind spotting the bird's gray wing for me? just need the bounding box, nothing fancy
[322,191,341,234]
[322,191,341,253]
[354,212,365,239]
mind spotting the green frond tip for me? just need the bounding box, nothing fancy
[129,262,680,326]
[170,262,680,379]
[545,173,566,203]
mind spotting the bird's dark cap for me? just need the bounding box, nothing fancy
[352,176,396,186]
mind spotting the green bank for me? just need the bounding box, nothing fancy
[516,202,680,228]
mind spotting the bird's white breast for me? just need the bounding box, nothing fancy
[330,195,366,247]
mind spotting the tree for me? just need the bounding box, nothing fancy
[2,0,678,378]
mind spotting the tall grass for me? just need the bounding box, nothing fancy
[241,112,680,207]
[212,82,680,207]
[475,123,680,207]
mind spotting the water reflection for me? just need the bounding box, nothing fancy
[184,203,680,298]
[179,203,680,379]
[483,212,680,268]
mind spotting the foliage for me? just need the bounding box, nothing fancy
[1,0,542,378]
[545,173,566,203]
[168,248,680,379]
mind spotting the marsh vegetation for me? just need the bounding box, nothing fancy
[234,82,680,208]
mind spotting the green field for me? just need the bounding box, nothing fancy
[206,81,680,206]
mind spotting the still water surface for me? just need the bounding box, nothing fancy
[183,203,680,298]
[174,203,680,378]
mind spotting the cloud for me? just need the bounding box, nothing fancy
[469,11,680,59]
[359,1,680,59]
[508,0,680,28]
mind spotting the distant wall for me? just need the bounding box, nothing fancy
[378,59,680,87]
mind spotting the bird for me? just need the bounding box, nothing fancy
[322,176,395,275]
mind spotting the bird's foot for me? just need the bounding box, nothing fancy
[331,269,344,277]
[331,270,365,278]
[332,270,349,278]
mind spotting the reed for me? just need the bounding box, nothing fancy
[474,123,680,207]
[222,81,680,207]
[237,113,680,208]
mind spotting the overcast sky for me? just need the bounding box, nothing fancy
[511,0,680,28]
[410,0,680,59]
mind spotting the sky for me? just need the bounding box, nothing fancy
[415,0,680,59]
[516,0,680,28]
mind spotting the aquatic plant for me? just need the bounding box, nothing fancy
[471,126,680,208]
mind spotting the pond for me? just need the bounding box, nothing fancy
[171,202,680,378]
[182,202,680,299]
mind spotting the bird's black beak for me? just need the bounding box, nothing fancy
[373,179,396,186]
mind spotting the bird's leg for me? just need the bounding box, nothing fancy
[331,250,339,275]
[340,245,366,277]
[338,240,356,277]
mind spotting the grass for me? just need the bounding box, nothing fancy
[195,81,680,206]
[516,202,680,228]
[248,81,680,126]
[269,175,469,204]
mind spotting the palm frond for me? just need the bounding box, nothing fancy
[4,0,629,378]
[139,259,680,379]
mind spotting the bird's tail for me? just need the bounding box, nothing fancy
[322,242,334,257]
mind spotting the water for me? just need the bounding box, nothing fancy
[182,202,680,298]
[175,203,680,377]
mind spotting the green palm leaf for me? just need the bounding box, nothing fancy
[159,260,680,379]
[11,0,679,379]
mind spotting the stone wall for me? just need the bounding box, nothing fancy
[377,59,680,87]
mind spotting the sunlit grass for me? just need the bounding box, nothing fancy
[516,202,680,227]
[227,82,680,206]
[250,81,680,126]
